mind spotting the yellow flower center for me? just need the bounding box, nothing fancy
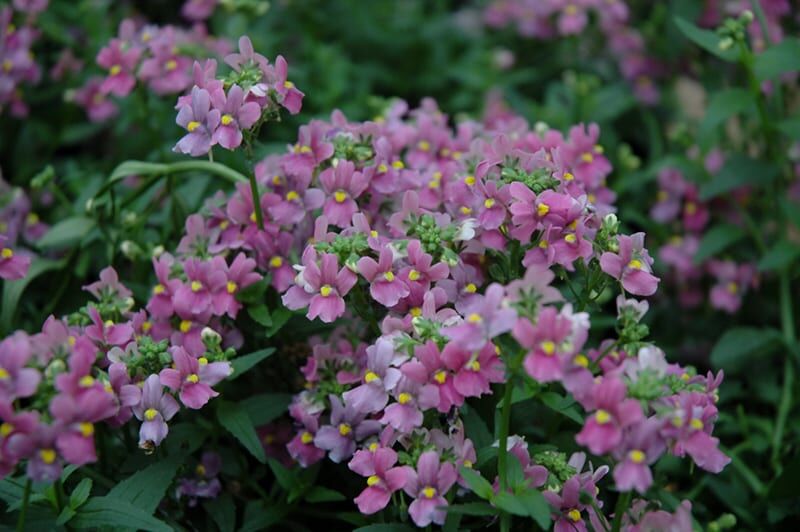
[464,175,476,186]
[574,354,589,368]
[539,239,549,249]
[467,313,482,323]
[540,340,556,356]
[410,307,422,317]
[727,282,738,294]
[627,259,643,270]
[320,285,333,297]
[0,248,12,259]
[301,431,314,444]
[68,336,76,346]
[629,449,646,464]
[284,80,295,89]
[460,206,473,215]
[564,233,577,244]
[581,152,594,163]
[78,422,94,437]
[568,509,581,522]
[0,368,8,380]
[595,409,611,424]
[221,114,234,126]
[383,271,395,282]
[367,475,381,486]
[334,190,348,203]
[198,357,208,366]
[187,120,201,132]
[338,423,352,436]
[408,269,420,282]
[465,283,477,294]
[685,202,697,215]
[249,212,257,223]
[165,59,178,71]
[144,408,158,421]
[271,175,283,186]
[397,392,412,405]
[422,486,437,499]
[378,163,388,173]
[690,418,704,430]
[39,448,57,464]
[180,320,192,333]
[196,464,207,476]
[0,422,14,437]
[153,284,165,295]
[427,179,440,189]
[364,371,379,383]
[286,190,300,201]
[370,230,379,238]
[484,198,496,209]
[469,360,481,371]
[563,172,574,181]
[79,375,95,387]
[109,64,121,75]
[672,416,684,427]
[537,203,550,217]
[368,442,379,452]
[418,140,431,151]
[657,190,669,202]
[392,160,405,170]
[227,281,237,294]
[434,370,447,384]
[186,374,199,384]
[191,280,203,292]
[1,59,12,72]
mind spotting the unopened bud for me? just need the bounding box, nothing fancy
[151,245,165,258]
[120,240,140,259]
[740,10,753,23]
[718,37,734,51]
[201,327,221,342]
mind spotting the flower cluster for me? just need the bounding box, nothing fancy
[651,162,760,313]
[0,1,46,117]
[158,91,730,527]
[0,174,46,280]
[483,0,664,104]
[174,36,303,155]
[74,18,230,122]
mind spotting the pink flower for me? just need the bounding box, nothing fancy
[403,451,457,527]
[96,39,141,97]
[132,374,180,448]
[380,379,439,433]
[159,347,231,409]
[0,332,40,402]
[211,85,262,150]
[282,250,358,323]
[174,87,220,157]
[0,236,30,280]
[349,447,412,514]
[319,160,369,228]
[575,378,643,455]
[440,341,504,398]
[357,246,410,308]
[513,307,573,383]
[600,233,660,296]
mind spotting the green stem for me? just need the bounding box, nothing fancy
[771,269,796,469]
[16,478,31,532]
[497,377,514,532]
[610,491,632,532]
[248,171,265,231]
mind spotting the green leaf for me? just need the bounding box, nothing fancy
[240,501,287,532]
[445,502,497,516]
[539,391,584,424]
[710,327,783,372]
[516,490,551,529]
[267,457,295,491]
[36,216,95,249]
[241,392,292,426]
[694,224,746,264]
[266,307,292,337]
[217,400,266,463]
[492,491,528,516]
[56,506,77,526]
[757,240,800,272]
[699,89,754,143]
[459,467,493,500]
[205,492,236,532]
[587,83,636,123]
[1,257,66,332]
[506,453,526,490]
[305,486,347,503]
[247,305,272,327]
[461,404,492,453]
[699,155,780,200]
[69,478,93,509]
[107,454,183,513]
[777,118,800,140]
[229,348,275,381]
[673,17,738,62]
[70,496,171,531]
[754,38,800,82]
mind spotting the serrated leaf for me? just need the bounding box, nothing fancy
[217,400,266,463]
[699,89,754,143]
[36,216,95,249]
[699,155,780,200]
[459,467,493,500]
[710,327,783,372]
[754,38,800,82]
[694,225,746,264]
[241,393,292,426]
[305,486,347,503]
[107,454,183,513]
[1,257,66,332]
[673,17,738,62]
[757,240,800,272]
[70,496,171,531]
[69,478,92,509]
[229,348,275,381]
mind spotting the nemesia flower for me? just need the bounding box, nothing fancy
[210,85,261,150]
[576,377,643,455]
[600,233,659,296]
[403,451,457,527]
[174,86,220,156]
[159,347,230,409]
[96,38,141,97]
[349,446,412,514]
[0,235,30,280]
[357,246,410,308]
[282,250,357,323]
[314,395,381,463]
[132,374,180,448]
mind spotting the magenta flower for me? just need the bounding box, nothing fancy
[146,254,182,319]
[281,120,334,180]
[575,378,643,455]
[286,407,325,467]
[0,235,30,280]
[73,77,118,122]
[96,39,141,97]
[342,338,403,414]
[0,332,40,402]
[612,418,665,494]
[313,395,381,463]
[211,85,261,150]
[85,307,133,348]
[212,253,261,318]
[49,386,118,466]
[399,239,449,298]
[402,340,464,413]
[272,55,304,115]
[173,258,227,319]
[82,266,132,301]
[543,476,588,532]
[132,374,180,448]
[379,379,439,433]
[708,260,756,313]
[403,451,457,527]
[440,341,504,398]
[357,246,410,308]
[224,36,269,74]
[349,447,412,514]
[443,284,516,351]
[513,307,572,383]
[174,87,220,157]
[600,233,660,296]
[662,392,730,473]
[282,250,358,323]
[319,160,369,228]
[159,347,231,409]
